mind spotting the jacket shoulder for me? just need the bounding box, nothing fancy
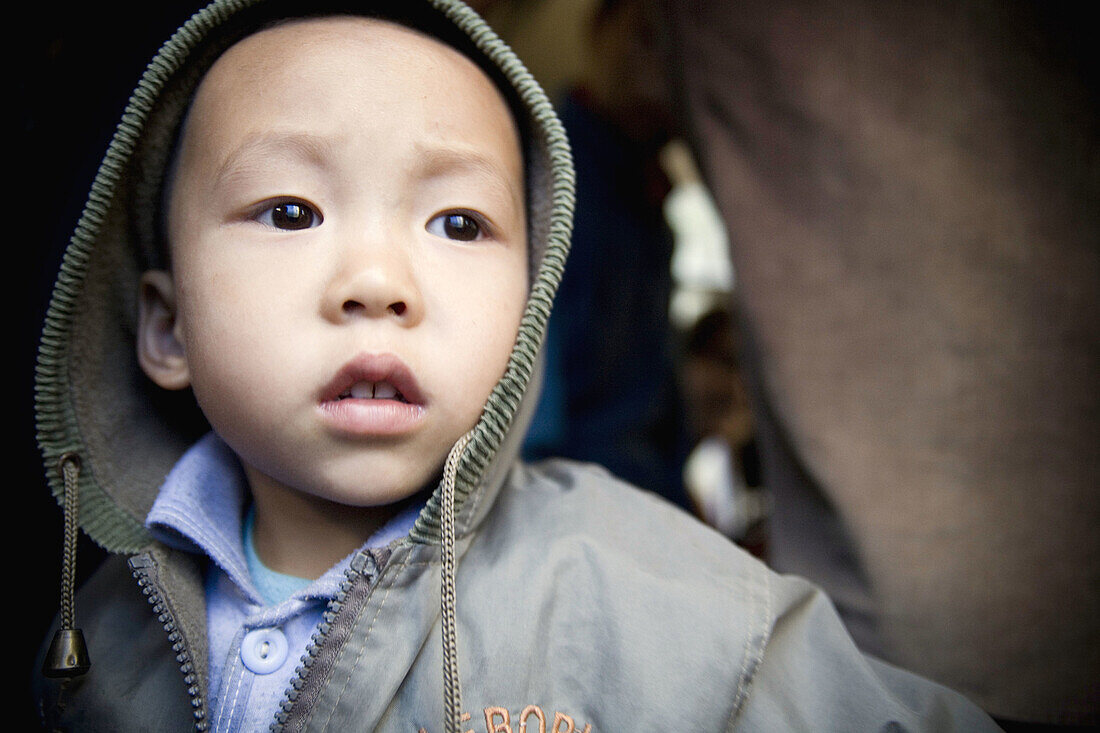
[501,457,771,583]
[465,459,1000,732]
[460,459,774,728]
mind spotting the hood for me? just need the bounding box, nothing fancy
[35,0,574,555]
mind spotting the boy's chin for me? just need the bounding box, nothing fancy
[236,450,442,518]
[325,480,437,513]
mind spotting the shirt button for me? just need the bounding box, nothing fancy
[241,627,289,675]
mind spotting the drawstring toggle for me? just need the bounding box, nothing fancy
[43,628,91,678]
[42,452,91,678]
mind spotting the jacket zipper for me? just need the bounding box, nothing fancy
[129,546,389,732]
[129,554,209,731]
[272,546,391,733]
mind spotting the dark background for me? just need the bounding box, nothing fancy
[17,4,200,727]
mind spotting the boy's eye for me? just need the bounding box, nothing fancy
[426,212,487,242]
[256,201,322,230]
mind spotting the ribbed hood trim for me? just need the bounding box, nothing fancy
[35,0,574,554]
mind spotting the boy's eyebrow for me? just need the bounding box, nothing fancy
[209,133,522,210]
[212,131,334,189]
[412,144,524,211]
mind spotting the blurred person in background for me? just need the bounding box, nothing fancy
[680,305,769,558]
[659,0,1099,728]
[521,0,691,510]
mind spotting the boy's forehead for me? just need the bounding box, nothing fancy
[172,14,525,210]
[186,15,520,148]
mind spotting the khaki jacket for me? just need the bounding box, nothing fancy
[37,452,1000,732]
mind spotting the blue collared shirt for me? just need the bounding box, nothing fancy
[146,432,420,732]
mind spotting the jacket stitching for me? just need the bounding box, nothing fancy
[726,567,771,731]
[318,550,413,731]
[518,704,546,733]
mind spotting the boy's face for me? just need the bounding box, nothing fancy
[140,17,528,509]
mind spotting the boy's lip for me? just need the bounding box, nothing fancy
[318,353,425,406]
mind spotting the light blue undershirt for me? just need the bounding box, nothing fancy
[242,506,311,606]
[146,432,422,733]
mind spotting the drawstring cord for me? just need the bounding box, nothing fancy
[43,452,92,677]
[442,431,473,733]
[59,454,80,630]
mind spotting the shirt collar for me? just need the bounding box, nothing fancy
[145,431,422,606]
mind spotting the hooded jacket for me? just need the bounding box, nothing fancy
[33,1,1002,730]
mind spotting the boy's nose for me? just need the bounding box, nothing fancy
[321,239,425,326]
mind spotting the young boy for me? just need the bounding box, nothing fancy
[32,1,1001,731]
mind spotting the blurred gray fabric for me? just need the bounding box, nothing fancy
[661,0,1099,724]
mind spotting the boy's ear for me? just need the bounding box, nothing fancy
[137,270,191,390]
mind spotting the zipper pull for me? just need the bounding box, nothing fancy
[349,546,389,580]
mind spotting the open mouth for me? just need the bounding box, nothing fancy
[318,354,426,435]
[337,380,409,403]
[320,353,424,406]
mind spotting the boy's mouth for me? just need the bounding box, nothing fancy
[337,380,409,403]
[320,353,424,406]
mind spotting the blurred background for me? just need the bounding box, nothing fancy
[19,0,1097,729]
